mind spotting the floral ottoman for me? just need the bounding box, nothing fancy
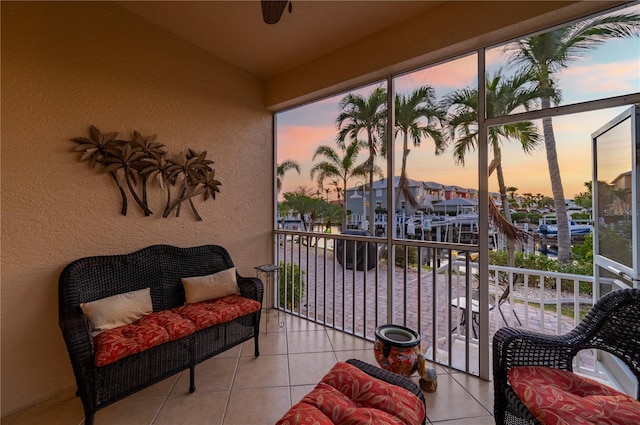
[276,359,426,425]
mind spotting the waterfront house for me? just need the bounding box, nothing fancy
[345,176,438,215]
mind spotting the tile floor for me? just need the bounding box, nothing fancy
[2,311,495,425]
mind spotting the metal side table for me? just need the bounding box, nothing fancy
[254,264,283,333]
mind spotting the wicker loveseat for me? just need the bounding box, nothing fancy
[58,244,263,425]
[493,288,640,425]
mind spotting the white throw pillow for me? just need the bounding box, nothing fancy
[80,288,152,336]
[182,267,240,304]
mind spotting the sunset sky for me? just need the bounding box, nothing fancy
[276,10,640,202]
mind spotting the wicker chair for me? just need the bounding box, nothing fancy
[493,287,640,425]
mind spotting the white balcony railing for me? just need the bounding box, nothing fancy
[272,229,595,377]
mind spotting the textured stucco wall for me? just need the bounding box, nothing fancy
[1,2,272,415]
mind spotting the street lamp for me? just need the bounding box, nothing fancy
[349,181,366,231]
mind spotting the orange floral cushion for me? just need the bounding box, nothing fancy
[508,366,640,425]
[93,295,260,367]
[277,403,333,425]
[276,362,426,425]
[93,310,194,367]
[171,295,261,330]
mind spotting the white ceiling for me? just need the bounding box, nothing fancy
[116,1,445,79]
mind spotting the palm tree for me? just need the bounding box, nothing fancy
[445,70,544,264]
[277,159,301,193]
[506,186,518,200]
[446,70,543,222]
[329,180,343,202]
[394,86,446,212]
[336,87,387,234]
[506,11,640,263]
[281,192,318,232]
[310,139,368,230]
[521,193,535,210]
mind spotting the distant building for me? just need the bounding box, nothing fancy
[345,177,476,215]
[432,197,478,214]
[443,185,470,200]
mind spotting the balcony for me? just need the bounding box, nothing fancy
[5,231,601,425]
[3,313,495,425]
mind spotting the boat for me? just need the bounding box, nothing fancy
[537,215,592,237]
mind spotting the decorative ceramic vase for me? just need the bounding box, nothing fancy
[373,324,422,376]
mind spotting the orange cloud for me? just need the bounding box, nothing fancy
[278,124,338,159]
[560,59,639,95]
[395,54,478,92]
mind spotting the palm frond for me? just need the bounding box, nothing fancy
[489,197,526,242]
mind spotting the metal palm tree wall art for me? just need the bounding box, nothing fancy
[71,125,221,220]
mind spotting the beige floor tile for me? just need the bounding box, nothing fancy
[241,331,288,357]
[430,363,452,375]
[422,374,491,423]
[94,396,165,425]
[334,349,378,365]
[214,344,242,359]
[326,329,374,351]
[233,354,290,389]
[261,310,287,333]
[451,372,494,413]
[431,416,495,424]
[289,384,316,405]
[1,411,21,425]
[0,402,84,425]
[287,329,333,353]
[288,352,337,386]
[239,338,261,358]
[224,387,291,425]
[153,391,228,425]
[173,357,237,394]
[38,387,78,405]
[283,315,326,332]
[131,373,180,398]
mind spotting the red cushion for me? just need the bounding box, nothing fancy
[93,295,260,367]
[508,366,640,425]
[172,294,261,330]
[276,362,426,425]
[276,403,333,425]
[93,310,194,367]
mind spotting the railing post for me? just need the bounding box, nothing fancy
[477,47,491,381]
[386,75,395,324]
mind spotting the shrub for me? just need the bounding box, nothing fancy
[278,262,305,311]
[571,212,591,220]
[488,249,593,295]
[510,212,542,223]
[510,212,528,223]
[571,234,593,265]
[381,246,418,268]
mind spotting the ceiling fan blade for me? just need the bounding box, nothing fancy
[261,0,290,25]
